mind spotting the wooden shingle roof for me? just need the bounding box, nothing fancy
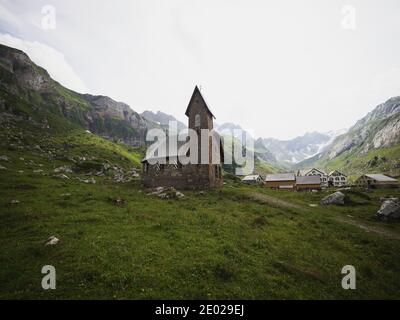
[265,173,296,182]
[364,174,398,182]
[296,176,321,185]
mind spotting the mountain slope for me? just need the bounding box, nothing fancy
[141,110,186,132]
[295,97,400,178]
[0,44,145,185]
[0,44,155,147]
[215,122,347,167]
[215,123,282,174]
[257,131,344,165]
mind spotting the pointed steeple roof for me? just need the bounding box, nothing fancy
[185,85,216,119]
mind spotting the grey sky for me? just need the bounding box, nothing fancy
[1,0,400,139]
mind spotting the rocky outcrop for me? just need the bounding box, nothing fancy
[376,198,400,221]
[320,191,346,205]
[141,110,186,132]
[0,44,153,147]
[79,94,149,146]
[372,117,400,149]
[295,96,400,173]
[0,45,52,93]
[258,131,337,164]
[45,236,60,246]
[325,97,400,159]
[147,186,185,199]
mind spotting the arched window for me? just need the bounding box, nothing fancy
[195,114,201,127]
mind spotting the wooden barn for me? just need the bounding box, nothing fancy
[265,173,296,190]
[296,176,321,191]
[355,174,399,189]
[298,168,329,188]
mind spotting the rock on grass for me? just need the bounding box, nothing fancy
[320,191,346,205]
[376,198,400,221]
[45,236,60,246]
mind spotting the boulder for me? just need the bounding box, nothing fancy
[0,155,9,162]
[54,166,73,174]
[175,191,185,199]
[380,197,399,203]
[113,167,139,183]
[61,193,71,198]
[0,165,6,170]
[113,173,125,183]
[376,198,400,221]
[77,177,96,184]
[109,197,126,206]
[53,174,70,180]
[320,191,346,205]
[153,187,164,194]
[45,236,60,246]
[148,186,185,199]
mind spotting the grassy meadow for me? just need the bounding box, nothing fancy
[0,106,400,300]
[1,163,400,299]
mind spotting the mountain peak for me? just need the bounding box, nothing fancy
[141,110,186,130]
[0,43,151,146]
[295,96,400,175]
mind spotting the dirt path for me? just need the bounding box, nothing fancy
[245,192,302,210]
[245,191,400,240]
[336,217,400,240]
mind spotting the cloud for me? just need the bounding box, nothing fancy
[0,33,88,93]
[0,2,23,30]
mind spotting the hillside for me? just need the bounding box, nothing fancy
[258,132,334,165]
[295,97,400,179]
[0,44,157,147]
[216,132,282,176]
[0,43,145,212]
[141,110,186,133]
[0,70,144,177]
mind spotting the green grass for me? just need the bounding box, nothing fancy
[253,158,281,175]
[53,84,90,110]
[295,112,400,179]
[1,87,400,299]
[220,134,282,176]
[299,144,400,181]
[1,133,400,299]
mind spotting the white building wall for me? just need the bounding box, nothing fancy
[328,171,347,187]
[305,169,329,187]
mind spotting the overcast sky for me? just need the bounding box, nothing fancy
[1,0,400,139]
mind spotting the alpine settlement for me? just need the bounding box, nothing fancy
[241,168,398,191]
